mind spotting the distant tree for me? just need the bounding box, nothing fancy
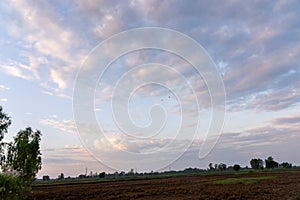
[128,168,135,176]
[214,163,218,170]
[280,162,292,168]
[265,156,279,169]
[208,163,214,171]
[99,172,105,178]
[250,158,264,169]
[78,174,86,179]
[233,164,241,172]
[113,171,119,177]
[119,171,125,176]
[218,163,227,171]
[42,175,50,181]
[58,173,64,180]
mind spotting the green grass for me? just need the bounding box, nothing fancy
[211,176,276,185]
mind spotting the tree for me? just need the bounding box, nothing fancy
[4,127,42,186]
[233,164,241,172]
[214,163,218,170]
[58,173,64,180]
[128,168,135,176]
[0,106,11,165]
[218,163,227,171]
[42,175,50,181]
[0,106,11,141]
[119,171,125,176]
[280,162,292,168]
[0,106,42,198]
[250,158,264,169]
[265,156,279,169]
[99,172,105,178]
[208,163,214,171]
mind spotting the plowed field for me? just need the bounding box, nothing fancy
[28,171,300,199]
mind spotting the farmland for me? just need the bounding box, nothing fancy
[28,170,300,199]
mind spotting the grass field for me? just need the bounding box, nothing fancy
[211,176,276,185]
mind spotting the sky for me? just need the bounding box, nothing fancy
[0,0,300,178]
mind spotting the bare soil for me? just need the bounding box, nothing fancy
[28,171,300,200]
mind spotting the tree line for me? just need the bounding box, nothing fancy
[250,156,292,170]
[207,156,292,172]
[48,155,295,181]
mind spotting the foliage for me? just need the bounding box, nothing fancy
[0,106,11,142]
[233,164,241,172]
[0,106,11,166]
[43,175,50,181]
[208,163,214,171]
[4,127,42,186]
[99,172,105,178]
[265,156,279,169]
[0,174,29,200]
[280,162,292,168]
[0,106,42,199]
[218,163,227,171]
[250,158,264,169]
[208,163,227,171]
[58,173,64,180]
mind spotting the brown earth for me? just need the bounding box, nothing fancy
[28,171,300,200]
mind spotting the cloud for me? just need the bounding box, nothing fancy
[50,69,67,89]
[0,98,7,102]
[1,0,86,96]
[0,85,10,90]
[272,114,300,125]
[0,63,34,80]
[40,118,76,134]
[1,0,299,110]
[216,113,300,151]
[229,87,300,112]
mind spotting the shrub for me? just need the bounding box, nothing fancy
[0,174,29,200]
[233,164,241,172]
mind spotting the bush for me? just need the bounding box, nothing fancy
[233,164,241,172]
[0,174,30,200]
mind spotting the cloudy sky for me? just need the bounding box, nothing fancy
[0,0,300,178]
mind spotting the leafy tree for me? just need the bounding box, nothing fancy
[99,172,105,178]
[265,156,279,169]
[4,127,42,186]
[208,163,214,171]
[58,173,64,180]
[218,163,227,171]
[119,171,125,176]
[214,163,218,170]
[0,106,11,141]
[280,162,292,168]
[0,106,42,200]
[0,106,11,165]
[250,158,264,169]
[42,175,50,181]
[233,164,241,172]
[0,174,26,199]
[127,168,135,176]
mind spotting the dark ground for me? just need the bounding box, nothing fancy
[28,170,300,200]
